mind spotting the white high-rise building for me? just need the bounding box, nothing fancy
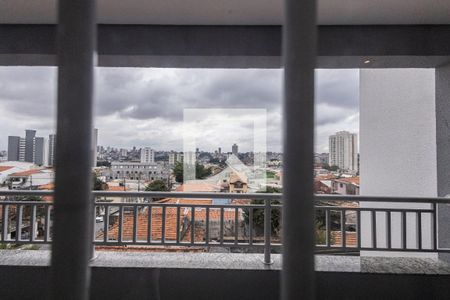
[232,143,238,156]
[329,131,358,172]
[48,134,56,167]
[168,151,183,165]
[140,147,155,163]
[92,128,98,167]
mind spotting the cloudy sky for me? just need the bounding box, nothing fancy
[0,67,359,153]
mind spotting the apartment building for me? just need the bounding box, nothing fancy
[329,131,358,172]
[140,147,155,163]
[109,161,170,181]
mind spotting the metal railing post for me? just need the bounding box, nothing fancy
[50,1,96,299]
[282,0,317,298]
[263,199,273,264]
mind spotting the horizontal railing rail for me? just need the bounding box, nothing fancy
[1,190,449,264]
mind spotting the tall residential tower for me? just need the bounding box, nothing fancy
[329,131,358,172]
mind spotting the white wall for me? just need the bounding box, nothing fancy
[360,69,436,256]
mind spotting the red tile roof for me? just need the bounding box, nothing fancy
[333,177,360,186]
[0,166,14,172]
[98,198,242,243]
[331,231,357,247]
[9,169,42,177]
[38,183,55,190]
[107,185,129,191]
[102,206,182,241]
[315,174,337,181]
[176,182,219,192]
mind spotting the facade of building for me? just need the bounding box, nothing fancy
[109,162,170,181]
[314,152,329,165]
[48,134,56,167]
[140,147,155,163]
[332,177,360,195]
[168,151,183,165]
[7,130,47,166]
[329,131,358,172]
[33,137,47,166]
[92,128,98,167]
[232,143,238,156]
[119,148,127,157]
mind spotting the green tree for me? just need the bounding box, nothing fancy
[243,187,282,235]
[196,163,212,179]
[173,161,212,183]
[329,165,339,172]
[96,160,111,167]
[145,180,169,192]
[173,161,184,183]
[92,173,105,190]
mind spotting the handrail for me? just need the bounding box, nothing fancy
[2,189,450,263]
[1,190,450,203]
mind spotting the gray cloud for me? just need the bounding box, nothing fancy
[0,67,359,152]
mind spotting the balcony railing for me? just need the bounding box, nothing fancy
[0,190,449,264]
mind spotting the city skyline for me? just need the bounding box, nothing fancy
[0,67,359,152]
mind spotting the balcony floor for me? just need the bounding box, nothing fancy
[0,250,449,299]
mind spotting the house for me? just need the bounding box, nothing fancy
[332,177,360,195]
[7,168,54,190]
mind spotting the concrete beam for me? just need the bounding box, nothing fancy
[0,25,450,68]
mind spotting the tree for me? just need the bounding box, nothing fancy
[173,162,184,183]
[92,173,105,190]
[145,180,169,192]
[96,160,111,167]
[329,165,339,172]
[196,163,212,179]
[173,161,212,183]
[243,187,282,235]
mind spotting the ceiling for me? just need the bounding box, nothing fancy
[1,0,450,25]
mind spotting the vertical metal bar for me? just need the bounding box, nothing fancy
[417,212,422,250]
[205,206,210,245]
[161,206,166,243]
[190,206,195,244]
[371,211,377,248]
[30,205,37,242]
[118,207,123,243]
[15,205,22,241]
[220,208,224,244]
[402,211,407,249]
[51,0,96,299]
[45,205,51,242]
[264,200,272,264]
[104,206,109,242]
[147,205,152,243]
[433,203,438,250]
[325,210,331,247]
[2,204,7,241]
[133,206,138,243]
[282,0,316,298]
[234,207,239,245]
[357,210,361,250]
[176,206,181,243]
[90,194,97,260]
[249,208,253,245]
[341,210,346,249]
[386,211,392,249]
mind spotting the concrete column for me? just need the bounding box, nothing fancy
[282,0,316,299]
[360,69,437,257]
[436,63,450,261]
[51,0,96,299]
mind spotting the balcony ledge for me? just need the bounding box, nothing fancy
[0,250,449,275]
